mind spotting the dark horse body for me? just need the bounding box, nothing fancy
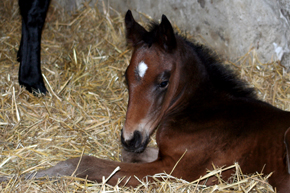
[9,10,290,192]
[18,0,51,93]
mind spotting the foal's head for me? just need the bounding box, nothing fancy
[121,10,181,153]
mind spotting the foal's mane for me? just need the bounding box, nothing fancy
[144,22,256,99]
[186,40,256,99]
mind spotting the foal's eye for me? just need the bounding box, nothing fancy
[159,81,169,88]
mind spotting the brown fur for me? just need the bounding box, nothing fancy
[12,10,290,192]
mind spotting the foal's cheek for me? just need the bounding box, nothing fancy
[154,91,167,107]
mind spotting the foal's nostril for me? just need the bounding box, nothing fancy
[133,130,142,148]
[121,130,141,147]
[121,130,148,153]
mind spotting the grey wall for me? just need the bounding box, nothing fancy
[53,0,290,69]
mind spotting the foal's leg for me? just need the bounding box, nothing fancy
[121,147,159,163]
[18,0,50,94]
[29,155,169,186]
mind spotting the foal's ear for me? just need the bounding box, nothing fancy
[158,15,176,51]
[125,10,147,46]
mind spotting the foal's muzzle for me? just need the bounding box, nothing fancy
[121,129,149,153]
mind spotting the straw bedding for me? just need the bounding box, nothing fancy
[0,0,289,192]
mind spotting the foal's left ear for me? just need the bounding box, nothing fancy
[158,15,176,51]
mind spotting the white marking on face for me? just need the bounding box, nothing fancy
[137,61,148,78]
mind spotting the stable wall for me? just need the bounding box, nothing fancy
[54,0,290,69]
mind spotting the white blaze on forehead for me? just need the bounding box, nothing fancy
[137,61,148,78]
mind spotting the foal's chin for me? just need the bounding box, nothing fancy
[121,130,150,153]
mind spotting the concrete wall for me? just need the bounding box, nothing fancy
[53,0,290,69]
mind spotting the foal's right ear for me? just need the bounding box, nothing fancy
[125,10,147,46]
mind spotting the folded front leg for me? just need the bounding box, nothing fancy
[30,155,169,186]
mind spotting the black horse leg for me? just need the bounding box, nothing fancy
[18,0,51,94]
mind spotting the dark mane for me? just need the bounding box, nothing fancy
[185,40,256,99]
[144,22,256,99]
